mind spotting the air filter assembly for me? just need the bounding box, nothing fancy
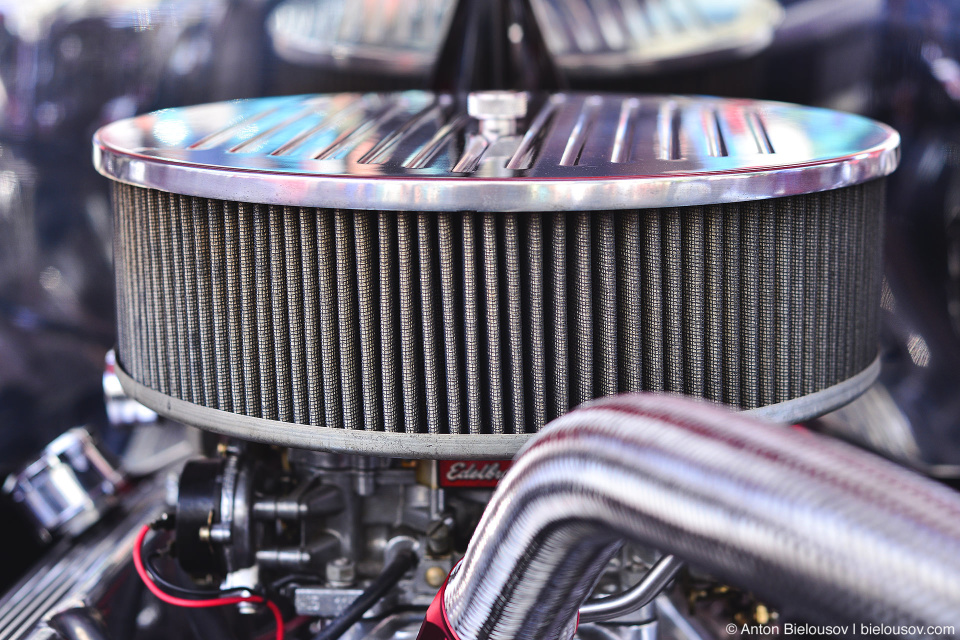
[94,91,899,458]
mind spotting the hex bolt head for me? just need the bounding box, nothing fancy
[326,556,356,587]
[467,91,528,120]
[468,91,528,138]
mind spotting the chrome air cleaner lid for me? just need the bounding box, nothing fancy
[96,91,899,459]
[95,92,899,211]
[94,91,899,211]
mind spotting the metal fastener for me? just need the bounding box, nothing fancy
[425,566,447,588]
[326,556,356,587]
[468,91,528,138]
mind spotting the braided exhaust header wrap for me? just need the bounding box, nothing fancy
[431,394,960,640]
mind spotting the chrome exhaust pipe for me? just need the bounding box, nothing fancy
[419,394,960,640]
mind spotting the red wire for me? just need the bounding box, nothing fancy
[133,525,284,640]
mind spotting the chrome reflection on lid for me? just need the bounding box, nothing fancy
[532,0,783,75]
[266,0,780,76]
[267,0,453,73]
[93,91,900,212]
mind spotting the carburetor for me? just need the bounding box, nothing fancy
[172,447,465,618]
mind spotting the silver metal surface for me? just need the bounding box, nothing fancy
[654,596,711,640]
[114,356,880,459]
[578,555,683,624]
[94,91,900,212]
[251,454,453,618]
[441,393,960,640]
[532,0,783,76]
[469,91,529,138]
[287,611,662,640]
[265,0,780,78]
[326,557,357,587]
[294,586,397,618]
[3,428,126,541]
[0,479,166,640]
[818,384,960,479]
[747,355,881,424]
[267,0,453,73]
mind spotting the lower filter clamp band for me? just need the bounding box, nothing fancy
[116,355,880,459]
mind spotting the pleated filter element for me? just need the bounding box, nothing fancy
[95,91,899,458]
